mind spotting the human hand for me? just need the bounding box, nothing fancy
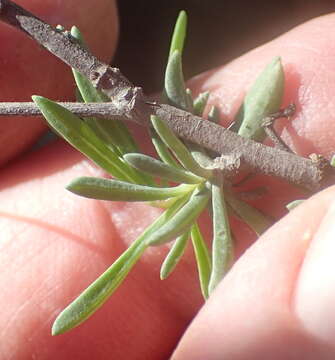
[1,6,335,360]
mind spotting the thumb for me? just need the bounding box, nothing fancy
[172,12,335,360]
[172,186,335,360]
[294,193,335,346]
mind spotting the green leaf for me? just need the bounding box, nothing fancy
[331,155,335,167]
[160,230,190,279]
[52,237,147,336]
[286,199,304,211]
[165,50,192,112]
[67,176,193,202]
[151,115,213,179]
[150,127,183,169]
[169,10,187,58]
[193,91,210,116]
[70,26,139,155]
[231,57,284,141]
[147,184,211,246]
[191,222,212,299]
[124,153,204,184]
[208,176,233,295]
[225,191,272,236]
[207,105,221,123]
[186,88,194,112]
[32,96,139,183]
[52,193,189,336]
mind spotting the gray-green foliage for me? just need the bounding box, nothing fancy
[33,11,286,335]
[230,56,285,141]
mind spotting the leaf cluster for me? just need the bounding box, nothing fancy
[32,12,286,335]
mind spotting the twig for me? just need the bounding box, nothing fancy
[262,104,295,152]
[0,0,334,191]
[0,0,148,123]
[0,102,125,118]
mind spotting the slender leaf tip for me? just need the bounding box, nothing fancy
[169,10,188,58]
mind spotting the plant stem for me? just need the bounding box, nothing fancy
[0,102,124,118]
[0,0,334,191]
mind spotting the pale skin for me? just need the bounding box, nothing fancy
[1,3,335,359]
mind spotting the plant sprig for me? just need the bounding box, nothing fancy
[29,11,292,335]
[0,1,331,337]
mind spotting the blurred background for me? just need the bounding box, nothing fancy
[113,0,335,93]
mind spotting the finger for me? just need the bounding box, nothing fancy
[172,13,335,359]
[189,12,335,252]
[0,142,204,359]
[189,13,335,158]
[0,0,118,166]
[172,186,335,359]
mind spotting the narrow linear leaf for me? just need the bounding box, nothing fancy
[151,115,213,179]
[191,222,212,299]
[286,199,304,211]
[71,26,108,103]
[147,184,211,246]
[150,127,182,169]
[32,96,138,183]
[208,176,233,295]
[186,88,194,113]
[75,87,85,103]
[160,230,190,279]
[207,105,221,123]
[67,176,193,202]
[52,193,190,336]
[52,237,147,336]
[231,57,284,141]
[169,10,187,57]
[330,155,335,167]
[187,143,214,170]
[149,197,186,209]
[225,191,272,236]
[193,91,210,116]
[165,50,192,112]
[124,153,203,184]
[70,26,139,155]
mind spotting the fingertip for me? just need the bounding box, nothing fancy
[172,187,335,359]
[294,198,335,348]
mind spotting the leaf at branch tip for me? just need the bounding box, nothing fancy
[151,115,213,179]
[32,96,139,183]
[207,105,221,123]
[67,176,194,202]
[193,91,210,116]
[169,10,188,58]
[225,191,272,236]
[165,50,192,112]
[191,222,212,299]
[286,199,304,211]
[146,184,211,246]
[160,230,190,279]
[124,153,204,184]
[231,56,285,141]
[70,26,139,155]
[52,193,189,335]
[208,176,233,295]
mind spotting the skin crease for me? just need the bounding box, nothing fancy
[0,0,118,166]
[1,7,335,360]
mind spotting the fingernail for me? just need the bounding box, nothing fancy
[294,200,335,346]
